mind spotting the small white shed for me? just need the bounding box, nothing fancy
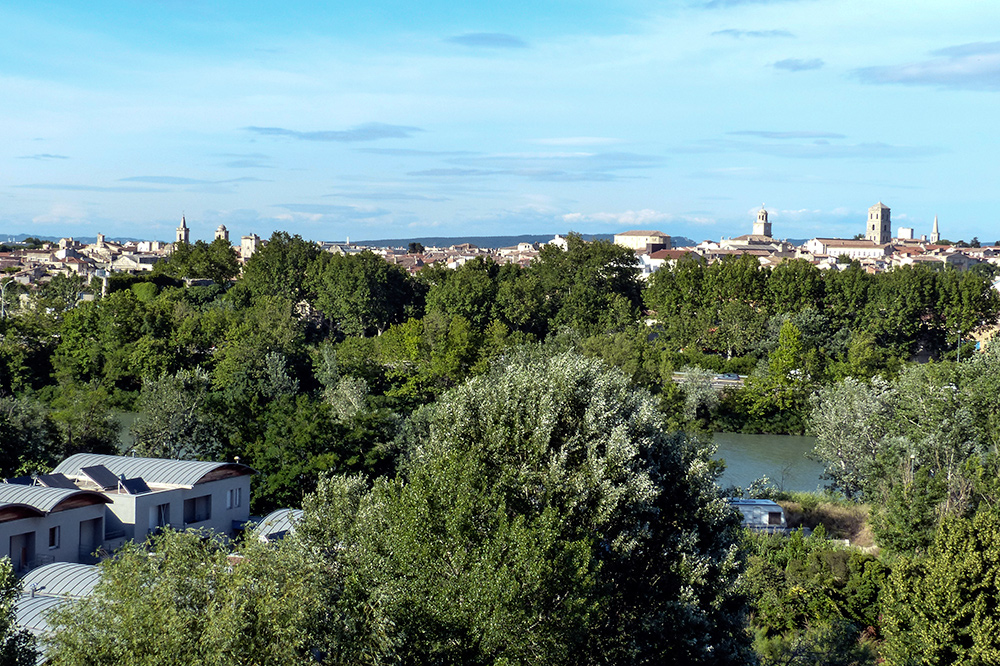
[727,498,787,533]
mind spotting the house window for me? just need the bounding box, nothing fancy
[227,488,242,509]
[151,503,170,529]
[767,511,783,526]
[48,526,60,550]
[183,495,212,524]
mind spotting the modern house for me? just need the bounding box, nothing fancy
[51,454,254,549]
[0,484,109,573]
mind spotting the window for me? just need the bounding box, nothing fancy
[48,526,60,549]
[767,511,783,526]
[183,495,212,524]
[227,488,242,509]
[150,503,170,529]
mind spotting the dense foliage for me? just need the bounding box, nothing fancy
[4,231,1000,665]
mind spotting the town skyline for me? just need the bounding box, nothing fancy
[4,1,999,243]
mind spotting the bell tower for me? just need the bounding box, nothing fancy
[176,216,190,245]
[866,202,890,245]
[753,206,772,237]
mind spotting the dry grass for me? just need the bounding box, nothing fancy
[779,497,874,547]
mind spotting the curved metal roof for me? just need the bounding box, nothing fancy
[21,563,100,599]
[15,594,71,636]
[0,484,108,515]
[53,454,254,488]
[252,509,304,541]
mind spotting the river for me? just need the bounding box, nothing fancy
[712,432,827,493]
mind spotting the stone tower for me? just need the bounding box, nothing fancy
[214,224,229,243]
[930,215,940,244]
[753,206,772,237]
[866,202,890,245]
[176,216,190,245]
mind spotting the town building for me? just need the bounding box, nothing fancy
[866,202,891,245]
[614,230,671,252]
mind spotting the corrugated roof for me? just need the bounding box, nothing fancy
[15,594,71,636]
[53,454,254,488]
[252,509,304,541]
[22,563,100,599]
[0,484,108,514]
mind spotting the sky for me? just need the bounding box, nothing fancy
[2,0,999,244]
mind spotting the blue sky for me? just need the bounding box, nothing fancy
[3,0,999,243]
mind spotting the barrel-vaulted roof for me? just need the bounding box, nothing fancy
[15,594,69,637]
[22,562,101,599]
[253,508,304,542]
[0,484,109,521]
[53,454,254,488]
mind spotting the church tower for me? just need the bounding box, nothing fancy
[930,215,940,244]
[753,206,772,237]
[866,202,890,245]
[215,224,229,243]
[176,216,190,245]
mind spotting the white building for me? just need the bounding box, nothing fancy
[52,454,254,549]
[0,484,109,573]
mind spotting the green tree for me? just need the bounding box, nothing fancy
[308,250,421,336]
[299,349,751,665]
[46,530,329,666]
[233,231,321,303]
[881,509,1000,665]
[131,368,223,460]
[0,558,36,666]
[809,377,897,499]
[0,395,58,477]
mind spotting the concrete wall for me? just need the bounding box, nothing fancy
[0,504,106,572]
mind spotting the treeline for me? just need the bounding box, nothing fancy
[2,232,999,511]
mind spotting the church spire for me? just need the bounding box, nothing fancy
[176,215,190,245]
[930,215,940,244]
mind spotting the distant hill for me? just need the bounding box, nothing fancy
[1,231,702,250]
[353,233,699,249]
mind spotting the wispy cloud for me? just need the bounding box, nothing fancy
[404,151,660,183]
[119,176,269,185]
[532,137,624,146]
[857,41,1000,91]
[712,28,794,38]
[245,123,423,142]
[408,168,498,177]
[325,191,450,202]
[16,183,166,193]
[356,148,477,157]
[446,33,528,48]
[702,0,814,8]
[563,209,674,225]
[17,154,69,160]
[275,203,391,218]
[774,58,824,71]
[728,131,845,139]
[679,137,942,160]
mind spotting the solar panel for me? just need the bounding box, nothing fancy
[81,465,120,490]
[118,477,151,495]
[36,473,79,490]
[3,476,34,486]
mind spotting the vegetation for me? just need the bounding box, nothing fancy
[3,230,1000,664]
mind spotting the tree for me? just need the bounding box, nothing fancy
[0,558,36,666]
[299,349,752,665]
[809,377,897,499]
[46,530,330,666]
[131,368,223,460]
[234,231,321,304]
[308,250,421,336]
[881,509,1000,665]
[0,395,58,477]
